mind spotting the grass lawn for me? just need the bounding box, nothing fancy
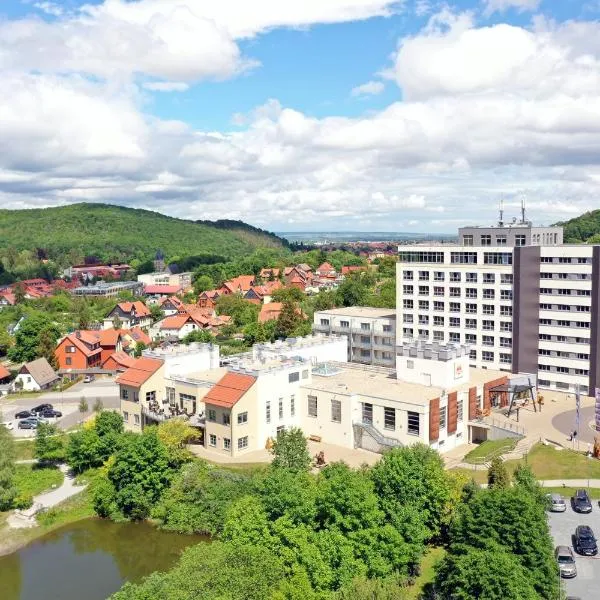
[405,547,446,600]
[463,438,517,464]
[13,464,64,498]
[14,439,35,461]
[451,443,600,484]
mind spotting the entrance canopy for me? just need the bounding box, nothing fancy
[490,380,536,417]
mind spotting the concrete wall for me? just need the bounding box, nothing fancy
[396,352,470,388]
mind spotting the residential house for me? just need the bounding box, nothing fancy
[0,365,10,382]
[143,285,182,302]
[13,358,59,392]
[123,326,152,350]
[243,280,283,305]
[55,331,103,370]
[103,301,152,330]
[258,302,284,323]
[197,290,220,309]
[151,309,230,341]
[218,275,255,296]
[315,262,336,278]
[259,268,281,280]
[0,291,15,307]
[341,265,367,276]
[159,296,185,316]
[137,270,192,290]
[102,351,136,372]
[117,358,165,432]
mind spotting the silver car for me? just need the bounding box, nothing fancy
[548,493,567,512]
[555,546,577,578]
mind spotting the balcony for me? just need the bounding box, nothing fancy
[142,404,206,427]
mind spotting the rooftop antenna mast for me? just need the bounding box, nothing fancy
[521,196,526,224]
[498,198,504,227]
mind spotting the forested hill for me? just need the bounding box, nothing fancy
[0,203,286,264]
[556,210,600,243]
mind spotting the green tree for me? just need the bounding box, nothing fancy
[222,495,275,547]
[133,342,147,357]
[93,398,104,412]
[112,315,123,330]
[34,422,65,464]
[271,427,311,472]
[275,300,301,339]
[0,329,14,356]
[8,313,61,363]
[272,287,305,303]
[37,327,59,370]
[157,419,197,466]
[182,329,214,344]
[0,424,18,510]
[13,282,26,304]
[513,463,545,504]
[215,295,260,328]
[111,541,286,600]
[66,428,102,473]
[108,429,173,520]
[149,303,163,323]
[79,396,89,414]
[434,547,539,600]
[193,275,214,295]
[336,576,409,600]
[335,274,370,307]
[371,445,451,539]
[487,456,510,489]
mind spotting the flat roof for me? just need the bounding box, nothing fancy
[316,307,396,319]
[304,366,508,408]
[167,366,227,386]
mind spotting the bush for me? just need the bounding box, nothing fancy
[14,493,33,510]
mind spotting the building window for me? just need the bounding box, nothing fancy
[419,316,430,325]
[166,387,175,404]
[449,302,460,313]
[496,235,507,246]
[482,335,494,346]
[222,413,230,426]
[465,333,476,344]
[407,411,420,435]
[449,332,460,343]
[433,331,444,341]
[515,234,526,246]
[237,436,248,450]
[362,403,373,425]
[361,322,370,331]
[450,272,461,282]
[145,391,156,403]
[483,304,495,315]
[500,306,512,316]
[470,349,477,360]
[223,438,231,450]
[439,406,447,430]
[207,409,216,422]
[399,251,444,263]
[481,234,491,246]
[434,286,444,297]
[451,252,477,264]
[449,287,460,297]
[500,353,511,364]
[484,252,512,265]
[121,388,129,400]
[449,317,460,328]
[465,319,476,329]
[289,371,299,383]
[384,407,396,430]
[291,395,295,417]
[483,289,495,299]
[434,301,444,311]
[500,322,512,332]
[403,299,413,310]
[434,271,445,281]
[501,273,513,284]
[483,320,494,331]
[279,398,284,420]
[483,273,495,283]
[339,321,350,329]
[465,288,477,299]
[466,272,477,283]
[500,290,512,300]
[403,270,414,280]
[209,434,217,447]
[237,412,248,425]
[465,303,477,314]
[403,314,414,324]
[419,286,430,296]
[403,285,414,295]
[320,319,329,326]
[463,234,474,246]
[266,401,271,424]
[482,351,494,362]
[308,395,318,417]
[419,271,430,281]
[434,316,444,326]
[457,398,464,422]
[134,414,140,425]
[331,399,341,423]
[419,300,430,310]
[123,411,129,422]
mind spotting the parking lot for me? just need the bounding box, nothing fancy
[1,377,119,435]
[548,496,600,599]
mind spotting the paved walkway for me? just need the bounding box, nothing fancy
[7,464,86,529]
[539,479,600,488]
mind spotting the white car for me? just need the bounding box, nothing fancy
[1,421,14,430]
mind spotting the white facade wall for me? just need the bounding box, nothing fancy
[253,336,348,365]
[13,372,41,392]
[396,352,470,388]
[143,344,220,377]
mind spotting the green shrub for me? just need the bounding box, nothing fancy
[14,493,33,510]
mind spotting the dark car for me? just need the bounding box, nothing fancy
[40,409,62,418]
[15,410,33,419]
[575,525,598,556]
[18,418,38,430]
[31,403,53,414]
[572,489,592,513]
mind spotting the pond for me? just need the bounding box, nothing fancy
[0,519,205,600]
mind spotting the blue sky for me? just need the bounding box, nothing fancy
[0,0,599,231]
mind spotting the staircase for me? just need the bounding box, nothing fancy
[353,421,403,454]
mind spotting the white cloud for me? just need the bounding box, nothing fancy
[1,8,600,231]
[33,2,64,17]
[143,81,189,92]
[483,0,541,16]
[351,80,385,96]
[2,1,403,85]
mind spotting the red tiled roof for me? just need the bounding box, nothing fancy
[115,357,163,388]
[102,351,136,370]
[222,275,255,293]
[127,327,151,345]
[200,290,220,299]
[0,365,10,380]
[116,301,150,317]
[203,372,256,408]
[160,296,184,308]
[60,333,102,357]
[317,262,335,272]
[144,285,182,295]
[0,292,16,305]
[258,302,283,323]
[160,314,193,330]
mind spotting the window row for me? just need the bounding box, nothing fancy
[538,364,589,376]
[540,256,591,264]
[468,350,511,363]
[265,396,296,424]
[208,434,248,451]
[538,349,589,360]
[539,288,591,296]
[540,272,591,280]
[402,328,512,342]
[402,286,512,300]
[404,270,513,284]
[539,319,590,328]
[538,334,590,344]
[539,304,590,313]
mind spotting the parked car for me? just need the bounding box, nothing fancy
[547,493,567,512]
[31,403,53,415]
[18,418,39,429]
[84,375,94,383]
[574,525,598,556]
[40,409,62,419]
[572,489,592,513]
[15,410,33,419]
[555,545,577,578]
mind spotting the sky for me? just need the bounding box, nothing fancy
[0,0,599,233]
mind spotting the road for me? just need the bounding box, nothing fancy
[552,406,598,445]
[1,378,119,434]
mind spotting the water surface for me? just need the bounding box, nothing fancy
[0,519,205,600]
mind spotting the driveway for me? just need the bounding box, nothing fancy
[548,499,600,599]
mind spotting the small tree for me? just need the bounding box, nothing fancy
[270,427,311,472]
[157,419,197,466]
[37,327,59,370]
[34,422,65,464]
[13,282,26,304]
[0,424,18,510]
[79,396,89,414]
[112,315,123,330]
[487,456,510,489]
[275,300,301,339]
[93,398,104,413]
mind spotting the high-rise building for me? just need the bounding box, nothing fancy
[397,209,598,395]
